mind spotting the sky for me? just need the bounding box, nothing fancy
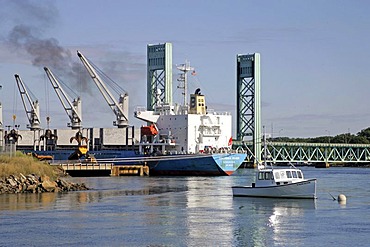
[0,0,369,138]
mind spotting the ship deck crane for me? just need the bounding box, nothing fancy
[77,50,129,128]
[14,74,41,130]
[44,67,82,130]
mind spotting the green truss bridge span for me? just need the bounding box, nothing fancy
[235,141,370,165]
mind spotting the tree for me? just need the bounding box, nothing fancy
[357,127,370,143]
[269,126,370,144]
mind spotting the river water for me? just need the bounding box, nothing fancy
[1,167,370,247]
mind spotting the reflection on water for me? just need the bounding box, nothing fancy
[0,168,370,246]
[232,197,316,246]
[0,193,58,211]
[185,178,235,246]
[0,177,188,212]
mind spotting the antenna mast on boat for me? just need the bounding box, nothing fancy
[263,127,267,167]
[261,125,269,170]
[177,61,194,107]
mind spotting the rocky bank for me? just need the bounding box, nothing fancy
[0,174,89,194]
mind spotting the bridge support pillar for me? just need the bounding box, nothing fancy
[236,53,261,165]
[147,43,173,111]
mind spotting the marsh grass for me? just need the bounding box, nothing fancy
[0,152,59,180]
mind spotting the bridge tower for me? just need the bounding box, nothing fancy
[236,53,261,165]
[147,43,173,110]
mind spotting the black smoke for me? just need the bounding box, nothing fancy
[3,1,91,94]
[1,0,147,128]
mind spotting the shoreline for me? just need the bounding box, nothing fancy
[0,173,89,195]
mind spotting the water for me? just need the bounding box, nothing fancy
[1,167,370,246]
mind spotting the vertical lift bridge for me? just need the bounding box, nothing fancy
[147,43,173,110]
[236,53,261,165]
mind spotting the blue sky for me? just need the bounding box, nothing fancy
[0,0,369,138]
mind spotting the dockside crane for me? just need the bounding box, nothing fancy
[14,74,41,130]
[0,85,4,147]
[77,50,129,128]
[44,67,82,130]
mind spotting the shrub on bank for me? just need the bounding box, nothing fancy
[0,152,89,194]
[0,152,60,181]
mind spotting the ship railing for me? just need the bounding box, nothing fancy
[134,106,147,115]
[203,146,247,154]
[207,109,231,115]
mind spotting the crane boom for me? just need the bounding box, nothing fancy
[14,74,41,130]
[0,102,3,131]
[44,67,82,129]
[77,50,129,128]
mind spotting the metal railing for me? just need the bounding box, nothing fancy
[235,141,370,164]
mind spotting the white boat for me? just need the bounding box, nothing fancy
[232,166,317,199]
[232,130,317,199]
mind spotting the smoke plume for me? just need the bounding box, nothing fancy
[1,0,147,128]
[4,1,91,94]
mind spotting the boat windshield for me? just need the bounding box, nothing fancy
[258,171,274,180]
[292,171,298,178]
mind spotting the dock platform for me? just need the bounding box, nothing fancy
[55,163,149,176]
[111,165,149,176]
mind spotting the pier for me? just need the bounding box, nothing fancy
[55,162,149,177]
[111,165,149,176]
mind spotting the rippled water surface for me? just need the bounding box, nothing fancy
[1,167,370,246]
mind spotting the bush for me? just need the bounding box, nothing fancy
[0,152,59,180]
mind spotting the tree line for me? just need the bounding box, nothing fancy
[269,127,370,144]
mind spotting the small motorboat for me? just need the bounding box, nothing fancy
[232,130,316,199]
[232,165,317,199]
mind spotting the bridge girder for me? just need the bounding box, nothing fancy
[235,141,370,164]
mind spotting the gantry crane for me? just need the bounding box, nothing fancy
[0,84,3,135]
[14,74,41,130]
[77,50,129,128]
[44,67,82,130]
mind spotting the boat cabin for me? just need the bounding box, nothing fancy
[254,168,305,187]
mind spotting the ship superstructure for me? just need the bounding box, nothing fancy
[136,90,232,155]
[135,62,233,155]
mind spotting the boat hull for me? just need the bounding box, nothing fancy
[27,149,247,176]
[24,149,138,161]
[147,153,247,176]
[232,179,317,199]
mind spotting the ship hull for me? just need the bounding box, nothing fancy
[147,153,247,176]
[24,149,137,161]
[27,150,246,176]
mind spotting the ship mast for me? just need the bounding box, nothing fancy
[176,61,194,107]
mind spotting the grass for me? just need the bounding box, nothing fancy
[0,152,60,180]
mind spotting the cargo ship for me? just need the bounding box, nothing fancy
[21,78,247,176]
[26,148,246,176]
[9,49,246,176]
[131,60,246,175]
